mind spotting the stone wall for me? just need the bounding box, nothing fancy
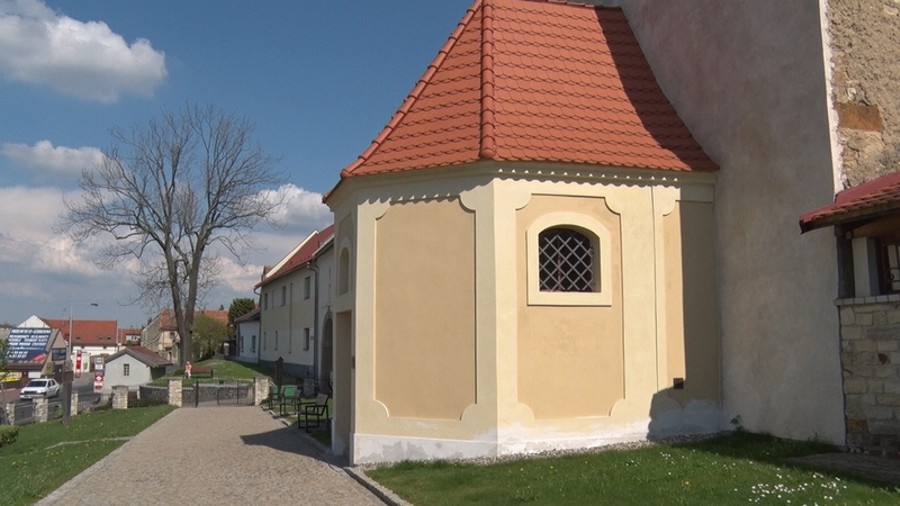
[828,0,900,185]
[838,296,900,454]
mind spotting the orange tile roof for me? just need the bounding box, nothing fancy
[257,225,335,287]
[154,308,230,330]
[338,0,716,185]
[800,171,900,232]
[43,319,117,346]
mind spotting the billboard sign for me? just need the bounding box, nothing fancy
[7,328,53,364]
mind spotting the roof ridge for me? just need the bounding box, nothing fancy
[342,0,484,178]
[479,0,497,160]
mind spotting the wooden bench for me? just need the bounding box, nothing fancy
[186,366,213,378]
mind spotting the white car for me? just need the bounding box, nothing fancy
[20,378,61,399]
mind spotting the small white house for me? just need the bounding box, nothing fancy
[104,346,172,392]
[234,307,260,364]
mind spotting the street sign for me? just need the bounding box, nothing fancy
[93,374,103,392]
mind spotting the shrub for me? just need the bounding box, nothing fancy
[0,424,19,447]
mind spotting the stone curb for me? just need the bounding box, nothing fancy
[264,406,407,505]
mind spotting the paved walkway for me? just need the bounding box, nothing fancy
[37,407,387,506]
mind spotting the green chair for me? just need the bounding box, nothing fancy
[279,385,298,416]
[266,383,282,411]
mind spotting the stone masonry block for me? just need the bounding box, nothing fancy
[884,382,900,394]
[869,420,900,437]
[841,351,856,365]
[837,101,883,131]
[845,396,864,417]
[840,306,856,324]
[877,394,900,407]
[862,404,894,420]
[878,340,900,352]
[876,367,899,379]
[856,312,875,326]
[865,324,900,340]
[847,418,870,435]
[855,341,878,353]
[845,378,869,394]
[841,325,863,340]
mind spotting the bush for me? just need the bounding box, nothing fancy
[0,424,19,447]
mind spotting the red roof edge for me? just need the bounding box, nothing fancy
[800,171,900,233]
[479,0,497,160]
[340,0,484,180]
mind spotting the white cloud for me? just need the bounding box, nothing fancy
[0,0,167,103]
[266,184,332,231]
[2,140,105,177]
[0,181,334,324]
[0,185,99,275]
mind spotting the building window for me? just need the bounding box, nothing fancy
[539,228,595,292]
[304,328,311,351]
[123,363,130,377]
[263,332,267,351]
[281,286,287,306]
[339,247,351,295]
[877,234,900,294]
[304,276,311,299]
[527,213,613,307]
[251,335,256,353]
[263,292,269,310]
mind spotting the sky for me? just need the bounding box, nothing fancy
[0,0,474,328]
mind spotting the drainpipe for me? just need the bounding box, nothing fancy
[253,286,261,365]
[307,261,320,387]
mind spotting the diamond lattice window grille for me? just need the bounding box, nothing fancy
[539,228,594,292]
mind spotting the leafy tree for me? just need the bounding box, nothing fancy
[192,313,229,361]
[228,297,256,334]
[60,103,285,366]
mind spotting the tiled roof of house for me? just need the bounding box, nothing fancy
[107,346,172,368]
[800,171,900,232]
[337,0,716,186]
[42,319,117,346]
[257,225,335,287]
[153,308,230,330]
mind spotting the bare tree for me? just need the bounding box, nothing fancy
[60,104,285,366]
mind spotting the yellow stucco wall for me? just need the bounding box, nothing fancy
[373,198,477,420]
[326,167,720,464]
[516,195,625,419]
[663,200,720,406]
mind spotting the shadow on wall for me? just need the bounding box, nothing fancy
[648,387,724,440]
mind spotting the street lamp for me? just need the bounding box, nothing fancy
[63,301,98,425]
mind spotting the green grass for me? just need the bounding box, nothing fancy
[0,405,174,505]
[365,433,900,505]
[150,358,279,386]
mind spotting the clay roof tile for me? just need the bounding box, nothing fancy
[332,0,716,193]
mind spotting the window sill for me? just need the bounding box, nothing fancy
[835,293,900,306]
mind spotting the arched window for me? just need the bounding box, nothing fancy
[539,227,595,292]
[527,213,612,307]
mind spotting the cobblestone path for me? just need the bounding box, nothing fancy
[37,407,385,505]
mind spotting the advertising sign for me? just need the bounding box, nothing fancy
[51,348,67,362]
[7,328,52,364]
